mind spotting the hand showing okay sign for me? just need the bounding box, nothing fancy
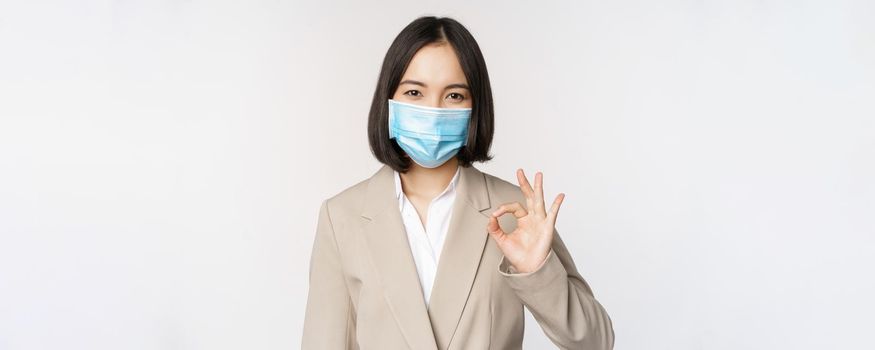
[487,169,566,273]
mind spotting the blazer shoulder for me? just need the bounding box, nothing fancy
[321,176,369,217]
[481,170,526,204]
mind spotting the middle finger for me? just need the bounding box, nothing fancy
[516,168,535,199]
[517,169,536,211]
[534,171,545,216]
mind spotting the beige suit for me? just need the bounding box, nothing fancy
[302,164,615,349]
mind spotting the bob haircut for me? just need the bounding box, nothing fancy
[367,16,495,173]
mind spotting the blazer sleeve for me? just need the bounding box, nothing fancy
[302,199,358,349]
[497,229,615,350]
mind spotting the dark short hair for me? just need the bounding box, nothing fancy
[367,16,495,173]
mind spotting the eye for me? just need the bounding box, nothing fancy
[403,90,422,97]
[447,92,466,101]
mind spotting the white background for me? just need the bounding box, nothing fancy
[1,1,873,349]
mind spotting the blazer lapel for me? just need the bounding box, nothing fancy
[426,164,493,350]
[359,164,493,350]
[360,164,438,350]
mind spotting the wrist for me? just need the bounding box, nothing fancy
[510,252,551,274]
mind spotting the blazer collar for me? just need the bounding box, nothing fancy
[392,164,462,206]
[362,163,490,220]
[360,163,493,350]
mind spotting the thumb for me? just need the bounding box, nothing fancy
[486,215,507,242]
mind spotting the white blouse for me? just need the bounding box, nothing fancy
[393,166,461,306]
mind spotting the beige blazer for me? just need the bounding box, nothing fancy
[302,164,614,350]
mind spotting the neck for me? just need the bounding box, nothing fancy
[399,157,460,199]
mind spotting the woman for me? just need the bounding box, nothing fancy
[302,16,614,350]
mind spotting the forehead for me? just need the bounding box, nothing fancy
[401,43,468,84]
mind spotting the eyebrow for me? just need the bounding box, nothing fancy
[399,79,470,90]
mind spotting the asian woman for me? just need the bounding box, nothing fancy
[302,15,614,350]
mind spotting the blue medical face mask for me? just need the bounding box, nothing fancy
[388,98,472,168]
